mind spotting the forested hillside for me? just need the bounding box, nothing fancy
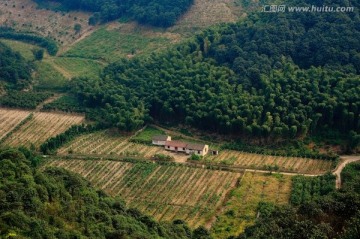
[35,0,194,27]
[0,42,32,90]
[70,0,360,144]
[238,165,360,239]
[0,148,209,238]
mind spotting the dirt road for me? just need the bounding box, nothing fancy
[334,155,360,189]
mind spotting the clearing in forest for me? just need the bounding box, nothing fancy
[2,111,84,148]
[212,171,292,238]
[44,159,243,228]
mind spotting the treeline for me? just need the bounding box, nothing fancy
[290,174,335,206]
[0,42,32,89]
[238,163,360,239]
[0,27,58,55]
[70,0,360,140]
[40,124,101,154]
[42,94,85,113]
[35,0,193,27]
[0,91,53,109]
[0,148,211,238]
[222,141,339,160]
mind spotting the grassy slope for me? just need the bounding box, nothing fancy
[62,25,173,62]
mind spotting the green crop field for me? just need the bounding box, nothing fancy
[62,26,172,63]
[44,159,243,228]
[212,172,293,238]
[45,57,104,79]
[0,39,38,60]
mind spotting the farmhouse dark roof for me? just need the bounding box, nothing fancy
[152,135,169,141]
[186,143,207,151]
[165,141,188,148]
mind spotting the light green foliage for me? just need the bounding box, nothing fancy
[49,57,104,78]
[131,126,165,144]
[33,61,67,91]
[63,27,170,62]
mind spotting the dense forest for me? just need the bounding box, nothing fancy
[0,148,211,239]
[70,0,360,144]
[239,164,360,239]
[34,0,194,27]
[0,42,32,90]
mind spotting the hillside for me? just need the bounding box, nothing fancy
[68,0,360,153]
[0,148,208,238]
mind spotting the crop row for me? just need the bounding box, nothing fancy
[45,159,242,228]
[0,108,31,140]
[208,150,334,174]
[3,111,84,148]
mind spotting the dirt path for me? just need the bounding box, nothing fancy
[35,93,63,112]
[333,155,360,189]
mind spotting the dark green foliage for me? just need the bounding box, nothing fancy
[152,153,174,161]
[70,0,360,140]
[40,124,102,154]
[32,48,44,61]
[341,162,360,194]
[290,174,335,206]
[0,91,53,109]
[188,154,202,161]
[238,163,360,239]
[0,28,58,55]
[222,141,339,160]
[42,94,85,113]
[0,148,203,238]
[0,42,32,89]
[35,0,194,27]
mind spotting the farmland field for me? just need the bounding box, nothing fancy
[44,57,104,79]
[58,130,190,162]
[0,108,32,140]
[2,111,84,148]
[212,172,293,238]
[57,129,335,173]
[206,150,335,174]
[44,159,243,228]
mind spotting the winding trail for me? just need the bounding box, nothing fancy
[333,155,360,189]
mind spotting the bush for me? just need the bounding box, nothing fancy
[188,154,202,161]
[152,153,174,161]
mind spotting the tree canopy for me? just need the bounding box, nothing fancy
[0,42,32,89]
[35,0,194,27]
[0,148,210,238]
[70,0,360,140]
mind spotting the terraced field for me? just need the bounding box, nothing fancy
[0,108,31,140]
[3,112,84,148]
[212,172,293,238]
[45,159,242,228]
[58,130,190,162]
[207,150,335,174]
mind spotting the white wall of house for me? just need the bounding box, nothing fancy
[186,145,209,156]
[165,145,186,152]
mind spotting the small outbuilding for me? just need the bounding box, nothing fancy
[152,135,171,146]
[186,144,209,156]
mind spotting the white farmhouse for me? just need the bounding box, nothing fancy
[186,144,209,156]
[152,135,171,146]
